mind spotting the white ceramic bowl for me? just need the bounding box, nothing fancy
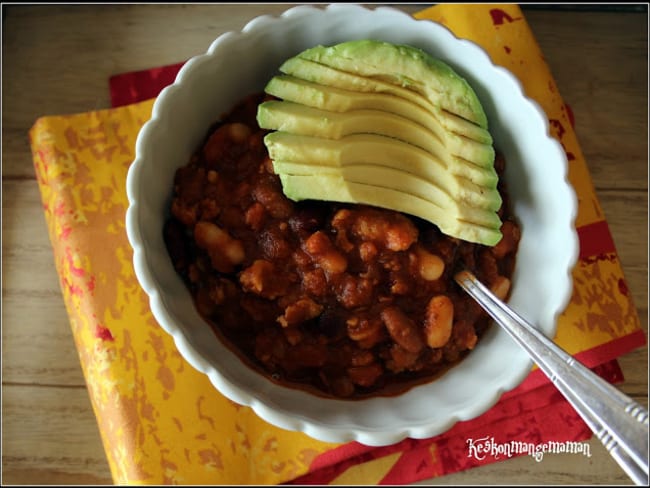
[126,4,579,446]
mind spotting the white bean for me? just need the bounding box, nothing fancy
[414,246,445,281]
[424,295,453,348]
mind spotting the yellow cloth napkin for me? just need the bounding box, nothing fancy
[30,4,644,485]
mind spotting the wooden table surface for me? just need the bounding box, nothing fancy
[2,4,647,485]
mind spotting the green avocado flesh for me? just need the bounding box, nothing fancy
[278,58,493,146]
[257,39,503,246]
[296,40,488,128]
[258,99,495,169]
[278,164,502,228]
[264,75,493,145]
[279,174,502,246]
[264,132,501,210]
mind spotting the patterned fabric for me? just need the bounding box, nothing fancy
[30,3,645,485]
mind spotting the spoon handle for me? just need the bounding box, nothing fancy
[454,270,649,485]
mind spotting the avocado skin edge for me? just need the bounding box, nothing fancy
[296,39,489,130]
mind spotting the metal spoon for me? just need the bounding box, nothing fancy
[454,270,649,485]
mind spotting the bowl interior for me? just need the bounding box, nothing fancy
[126,4,578,446]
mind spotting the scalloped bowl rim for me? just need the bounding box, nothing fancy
[126,4,579,446]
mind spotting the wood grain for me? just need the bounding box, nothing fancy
[2,385,113,484]
[2,4,647,485]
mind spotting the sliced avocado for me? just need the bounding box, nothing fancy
[258,100,501,213]
[265,132,501,210]
[296,40,488,129]
[279,57,491,145]
[274,161,501,213]
[279,173,502,246]
[265,74,493,146]
[258,40,504,246]
[264,131,498,189]
[258,100,495,168]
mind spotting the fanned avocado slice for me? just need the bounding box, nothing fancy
[278,57,491,146]
[279,173,502,246]
[258,101,495,168]
[257,39,504,246]
[265,74,493,146]
[296,40,488,129]
[258,102,502,215]
[274,161,502,218]
[264,131,498,189]
[265,132,501,210]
